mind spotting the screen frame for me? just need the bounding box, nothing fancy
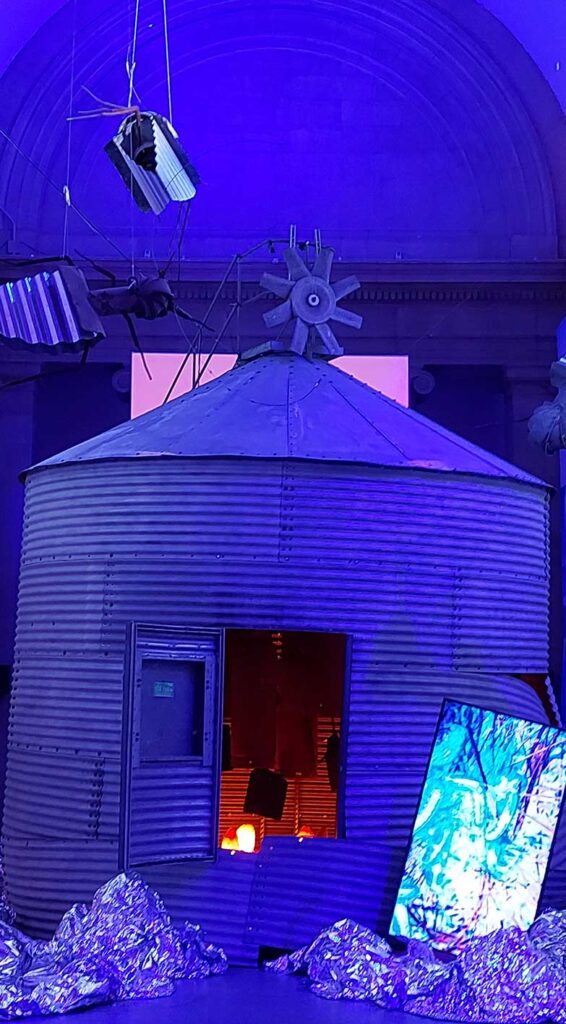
[389,697,566,946]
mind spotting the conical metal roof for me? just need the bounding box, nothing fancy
[29,352,545,486]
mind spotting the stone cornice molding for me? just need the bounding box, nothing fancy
[80,259,566,305]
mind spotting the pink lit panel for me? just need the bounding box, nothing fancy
[131,353,409,418]
[131,354,237,418]
[333,356,408,407]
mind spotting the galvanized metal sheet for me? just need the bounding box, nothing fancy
[248,838,404,949]
[143,852,258,965]
[129,766,215,864]
[5,455,555,935]
[2,838,118,938]
[8,656,124,752]
[27,354,545,486]
[3,747,119,841]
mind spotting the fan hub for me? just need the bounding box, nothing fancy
[291,277,336,325]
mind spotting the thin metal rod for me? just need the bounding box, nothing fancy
[161,237,309,404]
[162,254,239,404]
[194,304,239,387]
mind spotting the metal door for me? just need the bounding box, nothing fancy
[120,623,224,867]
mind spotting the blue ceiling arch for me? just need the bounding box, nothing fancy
[0,0,564,262]
[4,1,566,110]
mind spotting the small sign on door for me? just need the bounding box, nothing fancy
[153,680,175,698]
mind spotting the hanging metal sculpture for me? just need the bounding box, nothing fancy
[0,257,206,375]
[259,246,362,358]
[105,111,201,215]
[529,360,566,453]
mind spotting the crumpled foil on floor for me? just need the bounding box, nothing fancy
[0,872,227,1018]
[266,914,566,1022]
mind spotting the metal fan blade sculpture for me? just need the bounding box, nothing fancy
[260,246,362,358]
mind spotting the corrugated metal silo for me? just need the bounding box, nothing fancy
[3,351,561,949]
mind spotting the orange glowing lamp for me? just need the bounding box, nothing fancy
[221,827,239,851]
[236,823,256,853]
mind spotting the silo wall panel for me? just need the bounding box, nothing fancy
[3,838,118,938]
[143,853,258,965]
[247,837,403,948]
[4,458,552,933]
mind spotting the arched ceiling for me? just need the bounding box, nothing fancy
[478,1,566,111]
[4,0,565,110]
[1,0,565,262]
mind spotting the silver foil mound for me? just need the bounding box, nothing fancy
[266,914,566,1022]
[0,873,227,1017]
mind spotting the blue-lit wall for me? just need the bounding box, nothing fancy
[0,0,565,261]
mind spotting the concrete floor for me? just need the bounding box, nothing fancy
[47,969,452,1024]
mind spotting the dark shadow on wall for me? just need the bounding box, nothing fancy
[31,362,130,464]
[411,365,508,459]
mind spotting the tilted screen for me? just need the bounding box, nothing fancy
[390,700,566,950]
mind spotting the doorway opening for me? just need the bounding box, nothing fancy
[219,629,347,853]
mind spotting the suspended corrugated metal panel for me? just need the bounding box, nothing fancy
[247,838,404,949]
[4,450,555,934]
[28,353,544,487]
[143,853,258,965]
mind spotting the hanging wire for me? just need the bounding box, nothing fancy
[408,297,471,357]
[126,0,142,277]
[176,201,190,279]
[162,0,174,123]
[194,290,267,389]
[129,174,136,276]
[0,126,130,262]
[62,0,78,256]
[127,0,141,108]
[128,117,136,277]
